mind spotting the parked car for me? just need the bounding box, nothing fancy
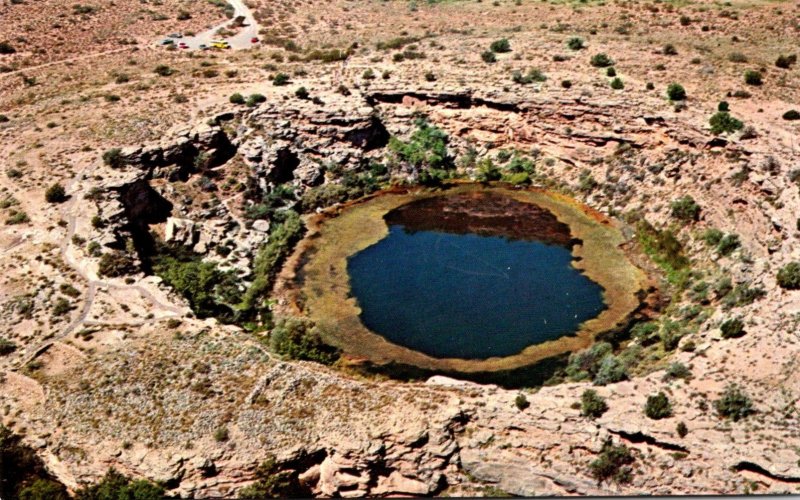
[199,44,209,50]
[160,39,174,45]
[168,33,183,38]
[251,37,259,43]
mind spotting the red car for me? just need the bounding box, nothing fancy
[179,42,188,49]
[251,37,259,43]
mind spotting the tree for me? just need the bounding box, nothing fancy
[644,392,672,419]
[777,262,800,290]
[490,38,511,53]
[294,87,309,99]
[666,83,686,101]
[588,439,635,485]
[676,421,688,438]
[515,393,530,410]
[102,148,125,168]
[580,389,608,418]
[74,468,165,500]
[567,37,584,50]
[590,53,614,67]
[238,455,307,499]
[709,112,743,135]
[154,64,174,77]
[670,195,700,221]
[610,77,624,90]
[714,385,753,421]
[229,93,245,104]
[593,355,628,386]
[743,70,762,85]
[45,183,67,203]
[273,73,290,86]
[720,317,745,339]
[18,479,69,500]
[269,317,340,365]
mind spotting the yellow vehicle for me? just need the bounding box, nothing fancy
[210,40,230,49]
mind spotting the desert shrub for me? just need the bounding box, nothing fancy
[295,87,309,99]
[515,393,530,410]
[0,41,15,54]
[589,439,635,485]
[701,228,722,247]
[716,233,740,256]
[743,70,762,86]
[490,38,511,53]
[714,385,753,421]
[305,48,349,63]
[720,317,745,339]
[0,337,17,356]
[709,112,743,135]
[662,43,677,55]
[154,64,174,77]
[481,50,496,63]
[18,479,68,500]
[782,110,800,121]
[580,389,608,418]
[679,15,691,26]
[567,37,584,50]
[214,427,229,442]
[153,249,240,321]
[229,92,245,104]
[676,421,688,438]
[273,73,290,86]
[775,54,797,69]
[268,317,340,365]
[97,252,137,278]
[636,221,689,278]
[44,183,67,203]
[238,455,308,499]
[645,392,672,419]
[660,320,686,351]
[6,210,29,225]
[565,342,613,381]
[610,77,624,89]
[666,83,686,101]
[475,158,502,182]
[424,71,436,82]
[578,169,598,192]
[646,82,655,90]
[590,53,613,67]
[728,52,747,63]
[777,262,800,290]
[664,362,691,380]
[388,118,452,184]
[718,101,729,112]
[102,148,125,168]
[561,79,572,88]
[512,68,546,84]
[593,355,628,386]
[606,67,616,77]
[73,468,164,500]
[631,322,659,346]
[246,93,266,106]
[670,195,700,221]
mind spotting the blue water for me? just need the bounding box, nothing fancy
[347,225,606,360]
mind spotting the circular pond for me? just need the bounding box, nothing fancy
[286,185,647,373]
[347,192,606,359]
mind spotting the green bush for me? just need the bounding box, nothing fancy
[606,67,616,77]
[567,37,584,50]
[666,83,686,101]
[590,53,614,67]
[716,233,740,256]
[476,158,502,182]
[273,73,290,86]
[240,211,304,315]
[670,195,700,221]
[709,111,743,135]
[714,384,753,421]
[662,43,677,55]
[74,468,164,500]
[45,183,67,203]
[515,393,530,410]
[229,92,245,104]
[97,252,137,278]
[660,320,686,351]
[782,110,800,121]
[0,41,16,54]
[631,322,659,346]
[775,54,797,69]
[269,317,340,365]
[565,342,613,381]
[743,70,762,85]
[18,479,68,500]
[609,77,624,90]
[664,362,691,380]
[702,228,723,246]
[589,439,635,485]
[676,421,688,438]
[154,64,174,77]
[102,148,125,168]
[0,337,17,356]
[718,101,729,112]
[246,93,266,106]
[481,50,496,63]
[490,38,511,53]
[593,355,628,386]
[644,392,672,419]
[295,86,309,99]
[720,317,745,338]
[777,262,800,290]
[214,426,229,442]
[580,389,608,418]
[388,118,452,184]
[238,455,307,499]
[511,68,546,84]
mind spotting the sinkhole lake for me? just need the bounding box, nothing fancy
[345,193,607,360]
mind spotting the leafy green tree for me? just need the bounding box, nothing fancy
[153,253,239,320]
[388,118,452,185]
[709,112,744,135]
[45,183,67,203]
[714,385,753,421]
[18,479,68,500]
[269,317,340,365]
[580,389,608,418]
[74,468,165,500]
